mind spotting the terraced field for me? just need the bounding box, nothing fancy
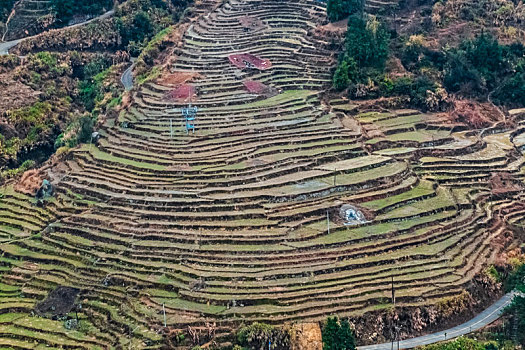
[0,0,524,347]
[3,0,53,40]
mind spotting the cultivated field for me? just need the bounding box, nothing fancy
[0,0,524,347]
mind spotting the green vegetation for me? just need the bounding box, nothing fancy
[115,0,190,56]
[322,317,356,350]
[331,6,525,110]
[326,0,363,22]
[396,33,524,109]
[78,66,111,111]
[0,160,35,182]
[51,0,113,25]
[236,323,290,350]
[417,337,500,350]
[0,101,58,165]
[332,14,390,92]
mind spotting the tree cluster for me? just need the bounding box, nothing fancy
[51,0,113,25]
[326,0,363,22]
[333,15,390,91]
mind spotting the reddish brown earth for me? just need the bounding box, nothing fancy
[229,53,272,70]
[166,84,196,101]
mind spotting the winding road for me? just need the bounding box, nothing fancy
[359,291,521,350]
[121,57,136,90]
[0,10,114,55]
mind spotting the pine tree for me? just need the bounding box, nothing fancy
[336,319,356,350]
[322,317,340,350]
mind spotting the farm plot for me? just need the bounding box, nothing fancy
[0,0,523,347]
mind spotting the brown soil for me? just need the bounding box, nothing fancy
[243,80,278,97]
[14,169,44,195]
[450,99,502,129]
[490,172,524,196]
[158,71,202,86]
[0,73,39,112]
[239,15,265,31]
[316,18,348,34]
[288,323,322,350]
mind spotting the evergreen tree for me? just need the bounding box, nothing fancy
[336,319,356,350]
[345,15,390,69]
[322,317,340,350]
[322,317,357,350]
[327,0,363,22]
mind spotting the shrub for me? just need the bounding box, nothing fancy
[333,60,351,91]
[444,34,507,94]
[332,15,390,91]
[77,116,94,144]
[418,337,498,350]
[237,322,290,350]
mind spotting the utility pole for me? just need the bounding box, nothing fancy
[163,303,167,327]
[391,275,395,306]
[327,210,330,235]
[397,325,400,350]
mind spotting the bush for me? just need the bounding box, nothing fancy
[236,323,289,350]
[444,34,507,94]
[333,60,351,91]
[0,159,36,181]
[418,337,498,350]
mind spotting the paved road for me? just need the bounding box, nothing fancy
[121,58,136,90]
[0,38,22,55]
[359,291,521,350]
[0,10,114,55]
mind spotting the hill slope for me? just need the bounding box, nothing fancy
[0,0,524,348]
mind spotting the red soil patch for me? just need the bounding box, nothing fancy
[166,84,196,102]
[243,80,268,94]
[158,71,202,86]
[229,53,271,70]
[490,172,524,196]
